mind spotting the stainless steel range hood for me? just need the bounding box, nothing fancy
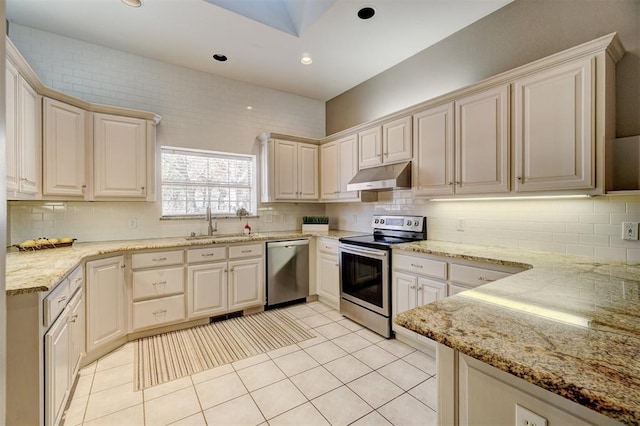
[347,161,411,192]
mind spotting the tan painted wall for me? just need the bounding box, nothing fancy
[326,0,640,138]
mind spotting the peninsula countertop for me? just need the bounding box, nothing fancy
[393,240,640,425]
[6,230,359,296]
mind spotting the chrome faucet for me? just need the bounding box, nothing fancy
[206,206,217,236]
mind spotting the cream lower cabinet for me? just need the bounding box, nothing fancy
[45,303,71,426]
[187,246,228,318]
[86,256,126,353]
[392,252,447,349]
[316,238,340,309]
[514,56,595,192]
[131,250,185,331]
[6,59,40,198]
[187,244,264,316]
[228,259,263,310]
[43,97,87,197]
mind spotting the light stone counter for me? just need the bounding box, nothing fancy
[393,240,640,425]
[6,230,358,296]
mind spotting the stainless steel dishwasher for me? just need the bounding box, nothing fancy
[266,239,309,307]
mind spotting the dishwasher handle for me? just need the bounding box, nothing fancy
[267,239,310,248]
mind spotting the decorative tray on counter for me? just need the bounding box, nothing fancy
[13,238,76,252]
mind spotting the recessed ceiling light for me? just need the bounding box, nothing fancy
[300,55,313,65]
[357,6,375,20]
[121,0,142,7]
[212,54,228,62]
[246,106,253,110]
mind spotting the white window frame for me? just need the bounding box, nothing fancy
[160,146,257,218]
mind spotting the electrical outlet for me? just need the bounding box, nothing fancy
[622,222,639,241]
[457,218,465,232]
[515,404,547,426]
[128,218,138,229]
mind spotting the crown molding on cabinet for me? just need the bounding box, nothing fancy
[6,38,162,125]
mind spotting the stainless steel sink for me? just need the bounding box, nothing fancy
[184,235,215,241]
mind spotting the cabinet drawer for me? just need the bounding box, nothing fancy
[229,243,263,259]
[449,263,512,287]
[132,250,184,269]
[68,266,84,295]
[132,267,184,300]
[132,295,185,331]
[318,238,339,254]
[393,254,447,279]
[44,278,70,327]
[187,246,226,263]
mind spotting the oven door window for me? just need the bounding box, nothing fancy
[341,251,384,309]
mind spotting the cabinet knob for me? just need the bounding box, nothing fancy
[477,276,493,282]
[68,314,78,323]
[141,186,146,193]
[121,263,126,269]
[417,286,423,291]
[517,176,522,181]
[448,182,453,186]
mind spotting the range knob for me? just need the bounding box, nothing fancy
[374,219,379,224]
[414,220,420,226]
[380,219,385,224]
[406,220,412,226]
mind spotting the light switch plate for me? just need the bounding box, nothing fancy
[515,404,547,426]
[622,222,639,241]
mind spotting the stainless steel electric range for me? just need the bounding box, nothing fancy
[338,215,427,338]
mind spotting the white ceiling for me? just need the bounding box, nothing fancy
[6,0,513,101]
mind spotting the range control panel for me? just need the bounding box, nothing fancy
[371,215,425,232]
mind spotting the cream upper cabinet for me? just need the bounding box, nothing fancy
[93,113,148,199]
[358,126,383,169]
[6,59,40,198]
[265,138,319,202]
[413,102,455,195]
[383,116,412,164]
[320,134,359,202]
[514,57,595,192]
[455,85,510,194]
[43,98,87,197]
[320,142,339,200]
[358,116,412,170]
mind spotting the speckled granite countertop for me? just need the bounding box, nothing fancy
[6,230,358,296]
[393,240,640,425]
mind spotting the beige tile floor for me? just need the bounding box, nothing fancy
[63,301,437,426]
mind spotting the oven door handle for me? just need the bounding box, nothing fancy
[339,244,388,259]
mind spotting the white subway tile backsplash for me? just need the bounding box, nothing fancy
[579,212,611,224]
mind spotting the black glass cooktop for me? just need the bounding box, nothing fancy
[339,234,421,250]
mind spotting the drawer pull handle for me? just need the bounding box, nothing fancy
[152,257,168,262]
[477,276,493,282]
[202,253,217,257]
[241,250,252,253]
[410,263,424,269]
[58,296,68,304]
[153,310,167,316]
[68,314,78,323]
[74,277,82,283]
[335,263,339,267]
[410,285,416,289]
[152,281,167,286]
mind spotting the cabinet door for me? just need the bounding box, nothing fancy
[18,76,39,195]
[514,57,594,191]
[358,126,382,169]
[383,116,412,164]
[93,113,147,198]
[455,85,510,194]
[337,135,359,200]
[417,277,447,306]
[45,307,70,426]
[413,103,455,195]
[187,262,228,318]
[228,258,264,311]
[392,271,418,317]
[6,60,19,192]
[298,143,319,200]
[68,289,85,380]
[86,256,126,353]
[320,142,338,200]
[43,98,86,196]
[317,252,339,307]
[274,139,298,200]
